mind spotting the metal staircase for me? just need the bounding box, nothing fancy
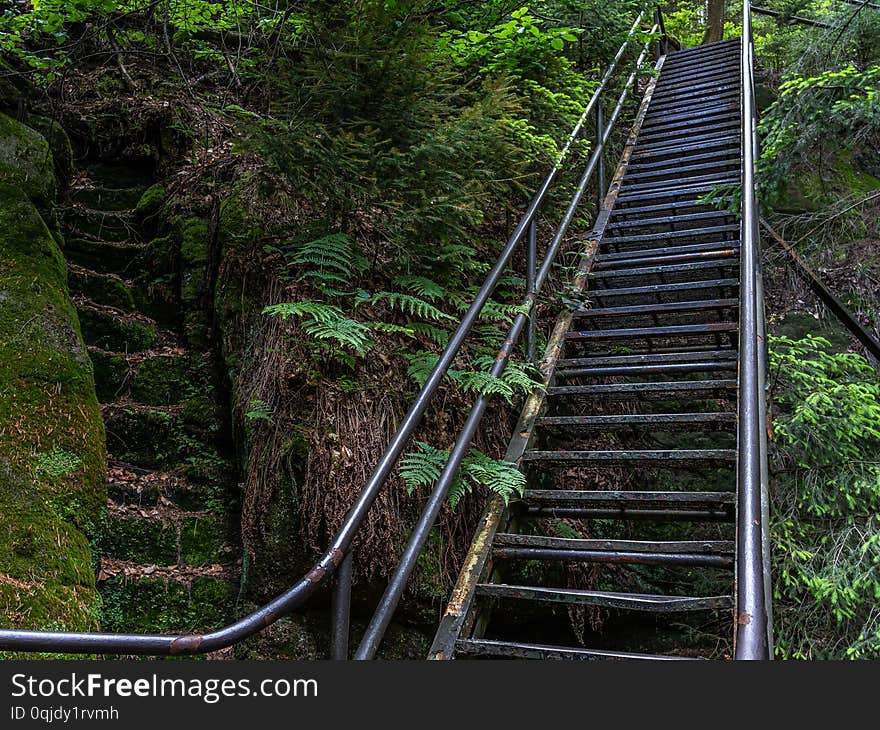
[429,37,767,661]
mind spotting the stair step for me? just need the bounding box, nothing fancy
[606,211,735,231]
[522,489,734,508]
[647,90,740,115]
[631,137,739,161]
[594,248,738,270]
[565,321,737,341]
[587,278,739,301]
[545,380,738,398]
[637,122,740,145]
[608,198,732,218]
[520,488,736,521]
[589,261,738,282]
[571,299,738,319]
[455,638,698,660]
[601,224,740,247]
[491,532,735,566]
[522,449,735,465]
[633,129,741,155]
[623,161,740,184]
[475,584,733,611]
[597,240,740,262]
[65,237,149,275]
[618,173,741,197]
[628,150,738,173]
[557,350,738,368]
[641,105,739,130]
[556,360,737,378]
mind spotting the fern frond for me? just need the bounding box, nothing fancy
[394,275,446,301]
[369,291,454,322]
[409,322,450,347]
[262,301,343,322]
[403,351,440,387]
[453,369,515,403]
[473,355,544,396]
[287,233,367,286]
[371,322,417,338]
[302,316,373,353]
[460,451,526,507]
[479,298,532,323]
[399,441,448,493]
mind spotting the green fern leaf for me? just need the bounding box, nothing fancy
[394,275,446,301]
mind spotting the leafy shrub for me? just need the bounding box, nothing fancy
[769,335,880,659]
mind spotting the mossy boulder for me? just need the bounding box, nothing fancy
[76,305,158,352]
[135,184,166,217]
[101,516,177,565]
[0,113,56,208]
[26,115,74,185]
[0,182,105,631]
[100,576,232,634]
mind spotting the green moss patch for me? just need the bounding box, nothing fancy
[0,182,105,631]
[68,267,136,312]
[0,113,56,207]
[89,350,129,403]
[134,184,166,217]
[180,516,224,565]
[100,576,232,634]
[64,237,148,275]
[130,356,190,406]
[101,516,177,565]
[76,305,158,352]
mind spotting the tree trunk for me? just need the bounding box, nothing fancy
[703,0,726,44]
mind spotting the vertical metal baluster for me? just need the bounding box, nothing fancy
[596,102,605,212]
[330,551,353,660]
[526,218,537,363]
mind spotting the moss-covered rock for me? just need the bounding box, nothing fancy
[101,516,177,565]
[76,304,158,352]
[100,576,232,634]
[0,113,56,208]
[89,350,129,403]
[180,516,224,565]
[135,183,166,217]
[64,237,148,275]
[26,115,74,185]
[130,356,190,406]
[0,182,105,631]
[68,267,137,313]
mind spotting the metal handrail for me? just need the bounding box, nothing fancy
[735,0,773,660]
[354,25,661,659]
[0,10,656,655]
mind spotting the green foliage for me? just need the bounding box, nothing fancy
[280,232,368,294]
[262,301,374,356]
[33,447,82,479]
[400,441,525,508]
[769,335,880,659]
[367,292,454,323]
[402,350,543,403]
[245,399,274,423]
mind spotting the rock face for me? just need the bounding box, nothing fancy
[0,113,105,637]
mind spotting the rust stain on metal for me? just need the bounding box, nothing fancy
[305,564,326,583]
[737,611,752,626]
[170,634,204,655]
[262,612,277,626]
[330,548,345,566]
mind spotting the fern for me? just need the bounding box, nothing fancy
[409,321,450,347]
[371,321,417,338]
[473,355,544,396]
[263,300,373,354]
[403,351,441,387]
[394,275,446,301]
[368,291,454,322]
[286,233,367,293]
[400,442,526,509]
[453,370,515,402]
[457,451,526,508]
[478,298,532,323]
